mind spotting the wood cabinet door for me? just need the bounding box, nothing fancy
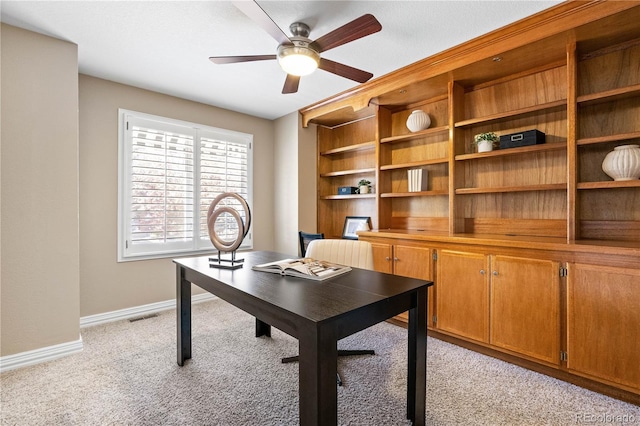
[490,255,560,365]
[394,245,433,326]
[567,263,640,391]
[370,242,393,274]
[436,250,489,343]
[393,245,432,280]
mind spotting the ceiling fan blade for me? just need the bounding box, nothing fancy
[318,58,373,83]
[232,1,291,45]
[209,55,276,64]
[282,74,300,94]
[310,14,381,53]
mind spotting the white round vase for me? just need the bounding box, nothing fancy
[406,110,431,132]
[602,144,640,181]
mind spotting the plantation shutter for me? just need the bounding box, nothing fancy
[119,110,253,261]
[199,131,250,246]
[125,117,196,256]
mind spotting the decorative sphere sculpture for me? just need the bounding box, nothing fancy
[207,192,251,253]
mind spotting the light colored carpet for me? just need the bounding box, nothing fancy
[1,298,638,425]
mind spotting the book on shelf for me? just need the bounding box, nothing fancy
[252,258,352,281]
[408,168,428,192]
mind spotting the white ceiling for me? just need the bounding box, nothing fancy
[1,1,562,120]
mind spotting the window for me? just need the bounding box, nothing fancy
[118,109,253,261]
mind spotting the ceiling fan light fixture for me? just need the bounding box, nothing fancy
[277,43,320,76]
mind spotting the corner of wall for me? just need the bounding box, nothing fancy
[1,24,80,357]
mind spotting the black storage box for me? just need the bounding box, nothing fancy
[338,186,359,195]
[499,129,545,149]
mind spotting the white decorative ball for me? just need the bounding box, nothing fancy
[602,144,640,181]
[406,110,431,133]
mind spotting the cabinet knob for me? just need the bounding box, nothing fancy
[480,269,485,275]
[385,256,390,261]
[394,257,399,262]
[493,270,498,276]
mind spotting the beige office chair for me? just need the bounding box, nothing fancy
[282,238,376,386]
[304,239,374,270]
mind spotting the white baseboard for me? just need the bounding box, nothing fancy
[80,292,217,328]
[0,293,217,373]
[0,337,83,373]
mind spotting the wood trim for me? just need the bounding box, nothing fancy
[577,131,640,146]
[567,40,579,241]
[454,100,567,127]
[580,220,640,241]
[455,183,566,195]
[390,216,449,231]
[463,218,566,238]
[358,229,640,259]
[449,81,465,234]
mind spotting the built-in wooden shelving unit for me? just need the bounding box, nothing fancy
[305,2,640,405]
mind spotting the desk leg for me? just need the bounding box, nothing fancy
[177,265,192,366]
[407,287,427,426]
[298,324,337,426]
[255,318,271,337]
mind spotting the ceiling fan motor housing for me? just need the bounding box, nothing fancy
[289,22,311,38]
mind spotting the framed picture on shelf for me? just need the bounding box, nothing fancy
[342,216,371,240]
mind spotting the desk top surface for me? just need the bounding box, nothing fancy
[175,251,432,324]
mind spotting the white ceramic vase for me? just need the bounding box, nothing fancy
[602,144,640,181]
[406,110,431,132]
[359,185,370,194]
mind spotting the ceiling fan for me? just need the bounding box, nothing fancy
[210,1,382,94]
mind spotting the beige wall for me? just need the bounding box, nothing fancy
[273,113,299,255]
[1,24,80,355]
[272,112,317,256]
[79,75,276,317]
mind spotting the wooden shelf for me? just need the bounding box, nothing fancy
[577,180,640,190]
[577,131,640,146]
[455,183,566,194]
[577,84,640,106]
[380,158,448,171]
[455,142,566,161]
[380,190,449,198]
[454,100,567,128]
[320,141,375,156]
[320,168,376,178]
[380,126,449,144]
[320,193,376,200]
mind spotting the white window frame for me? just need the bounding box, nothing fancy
[117,109,253,261]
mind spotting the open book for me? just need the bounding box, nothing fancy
[252,258,351,281]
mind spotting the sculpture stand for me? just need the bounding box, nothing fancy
[206,192,251,271]
[209,250,244,270]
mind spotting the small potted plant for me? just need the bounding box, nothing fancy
[473,132,499,153]
[358,179,372,194]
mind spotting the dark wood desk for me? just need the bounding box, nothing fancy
[175,251,431,426]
